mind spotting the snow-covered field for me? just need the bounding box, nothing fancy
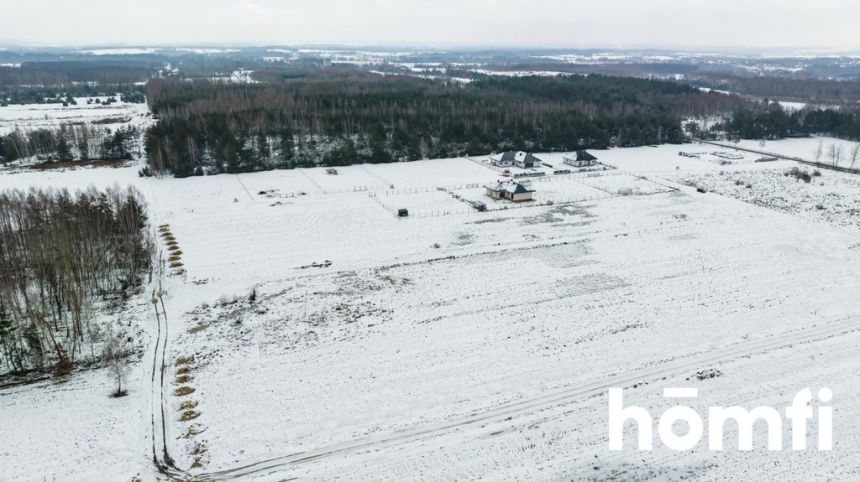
[2,137,860,480]
[732,137,860,169]
[0,97,151,135]
[670,167,860,231]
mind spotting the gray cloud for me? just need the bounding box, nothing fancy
[4,0,859,50]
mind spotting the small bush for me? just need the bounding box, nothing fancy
[785,167,811,183]
[170,261,184,268]
[176,374,193,384]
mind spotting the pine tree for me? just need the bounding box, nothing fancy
[0,302,19,371]
[279,129,295,167]
[56,131,72,160]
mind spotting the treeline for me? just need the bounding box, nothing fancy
[700,74,860,104]
[0,88,147,107]
[0,186,153,375]
[721,106,860,141]
[0,125,142,163]
[0,62,156,89]
[143,74,744,176]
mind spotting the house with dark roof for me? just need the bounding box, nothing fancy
[484,179,535,202]
[490,151,543,169]
[563,150,598,168]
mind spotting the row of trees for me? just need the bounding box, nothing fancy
[0,186,153,375]
[0,125,142,163]
[812,140,860,169]
[142,74,740,176]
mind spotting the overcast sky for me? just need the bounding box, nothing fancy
[4,0,860,51]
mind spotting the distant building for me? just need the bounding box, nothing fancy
[563,150,598,168]
[484,179,535,202]
[490,151,543,169]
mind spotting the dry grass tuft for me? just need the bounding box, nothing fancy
[175,386,196,396]
[180,410,201,421]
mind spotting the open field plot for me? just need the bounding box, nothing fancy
[170,188,860,476]
[363,157,496,189]
[142,171,263,207]
[233,169,324,198]
[0,163,140,191]
[598,143,799,174]
[299,164,390,193]
[156,192,395,284]
[373,188,471,217]
[580,172,676,195]
[733,136,860,169]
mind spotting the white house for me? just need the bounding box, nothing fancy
[484,179,535,202]
[490,151,543,169]
[563,150,598,168]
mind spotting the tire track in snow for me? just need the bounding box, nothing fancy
[191,315,859,480]
[150,295,189,481]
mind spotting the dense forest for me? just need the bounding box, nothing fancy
[699,75,860,105]
[720,106,860,141]
[0,186,153,375]
[0,62,156,90]
[142,74,747,177]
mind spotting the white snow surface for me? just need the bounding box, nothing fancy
[0,97,150,135]
[2,137,860,480]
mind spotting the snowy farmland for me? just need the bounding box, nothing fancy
[732,137,860,169]
[2,137,860,480]
[0,96,151,135]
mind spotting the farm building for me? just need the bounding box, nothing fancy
[563,150,598,168]
[490,151,543,169]
[484,179,536,202]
